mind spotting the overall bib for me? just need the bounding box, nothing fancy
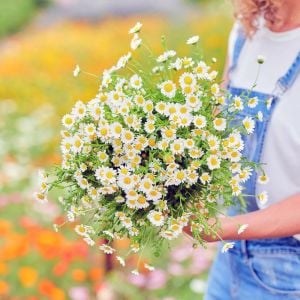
[205,29,300,300]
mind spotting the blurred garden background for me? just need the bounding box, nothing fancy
[0,0,233,299]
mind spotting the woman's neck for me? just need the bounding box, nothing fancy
[268,0,300,32]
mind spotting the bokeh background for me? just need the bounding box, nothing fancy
[0,0,234,299]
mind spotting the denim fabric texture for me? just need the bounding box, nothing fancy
[205,28,300,299]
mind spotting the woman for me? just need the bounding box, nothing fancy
[192,0,300,299]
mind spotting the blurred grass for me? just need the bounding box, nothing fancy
[0,0,49,38]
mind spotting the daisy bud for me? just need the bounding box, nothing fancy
[257,55,265,64]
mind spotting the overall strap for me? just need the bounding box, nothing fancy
[228,26,247,77]
[273,51,300,97]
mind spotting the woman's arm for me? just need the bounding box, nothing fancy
[185,193,300,242]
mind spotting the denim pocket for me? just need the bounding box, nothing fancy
[248,252,300,295]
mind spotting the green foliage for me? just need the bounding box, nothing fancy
[0,0,49,37]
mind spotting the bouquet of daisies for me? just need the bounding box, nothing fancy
[35,22,263,270]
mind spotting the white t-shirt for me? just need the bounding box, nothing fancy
[228,23,300,215]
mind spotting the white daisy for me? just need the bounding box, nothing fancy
[207,155,221,170]
[83,237,95,246]
[116,256,126,267]
[147,210,165,226]
[75,224,89,237]
[237,224,249,235]
[130,74,143,89]
[213,118,227,131]
[179,72,197,88]
[121,129,135,144]
[34,192,48,204]
[160,80,176,98]
[233,96,244,111]
[62,114,75,129]
[221,242,235,253]
[73,64,80,77]
[136,194,149,209]
[257,191,268,205]
[186,35,200,45]
[207,135,220,150]
[170,139,185,155]
[130,34,142,50]
[248,97,258,108]
[211,83,220,96]
[200,172,211,184]
[243,117,255,134]
[258,174,269,184]
[99,244,115,254]
[193,115,207,129]
[129,22,142,34]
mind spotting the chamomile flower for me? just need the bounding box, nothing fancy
[213,118,227,131]
[233,96,244,111]
[99,244,115,254]
[71,136,84,153]
[189,148,204,159]
[136,194,149,209]
[130,74,143,89]
[116,52,132,69]
[193,115,207,129]
[62,114,75,129]
[194,61,209,78]
[72,102,86,119]
[257,191,268,205]
[97,151,108,162]
[221,242,235,253]
[200,172,211,184]
[130,34,142,50]
[121,129,135,144]
[182,56,194,68]
[207,135,220,150]
[238,167,252,182]
[170,139,185,155]
[83,237,95,246]
[161,230,176,240]
[34,192,48,204]
[129,22,142,34]
[248,97,258,108]
[229,150,242,162]
[186,94,202,110]
[147,210,165,227]
[186,35,200,45]
[179,72,197,88]
[185,138,195,149]
[147,188,162,202]
[84,123,96,136]
[73,64,80,77]
[116,256,126,267]
[237,224,249,235]
[143,100,154,113]
[144,121,156,133]
[243,117,255,134]
[211,83,220,96]
[160,80,177,98]
[75,224,89,237]
[258,174,269,184]
[207,155,221,170]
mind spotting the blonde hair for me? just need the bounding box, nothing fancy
[233,0,283,36]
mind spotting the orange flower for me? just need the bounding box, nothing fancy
[39,279,55,296]
[88,267,104,282]
[0,280,9,295]
[53,261,68,277]
[71,268,86,282]
[18,267,38,288]
[50,287,65,300]
[0,220,12,236]
[0,262,8,276]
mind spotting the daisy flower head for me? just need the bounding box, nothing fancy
[258,174,269,184]
[72,101,86,119]
[161,230,176,240]
[170,139,185,155]
[207,135,220,150]
[207,154,221,170]
[232,96,244,111]
[116,256,126,267]
[131,34,142,50]
[155,101,168,115]
[194,61,209,78]
[160,80,176,98]
[110,122,123,138]
[211,83,220,96]
[182,56,194,69]
[147,210,165,227]
[34,192,48,204]
[248,97,258,108]
[237,224,249,235]
[121,129,135,144]
[75,224,89,237]
[221,242,235,253]
[71,135,84,153]
[62,114,75,129]
[243,117,255,134]
[257,191,268,205]
[130,74,143,89]
[116,52,132,69]
[186,35,200,45]
[129,22,142,34]
[73,64,80,77]
[97,151,108,163]
[99,244,115,254]
[136,194,149,209]
[193,115,207,129]
[200,172,211,184]
[213,118,226,131]
[257,54,265,64]
[179,72,197,88]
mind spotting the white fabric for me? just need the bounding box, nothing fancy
[228,22,300,238]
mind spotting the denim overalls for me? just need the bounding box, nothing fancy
[205,29,300,300]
